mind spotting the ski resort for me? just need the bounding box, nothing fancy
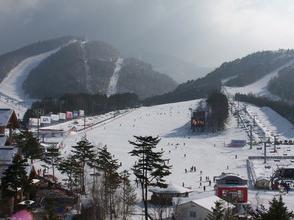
[2,2,294,219]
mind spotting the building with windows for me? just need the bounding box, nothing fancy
[175,195,234,220]
[214,173,248,203]
[149,183,193,205]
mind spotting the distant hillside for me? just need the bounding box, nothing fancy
[207,50,294,87]
[0,36,75,82]
[117,58,177,98]
[144,50,294,105]
[0,37,177,100]
[129,51,211,83]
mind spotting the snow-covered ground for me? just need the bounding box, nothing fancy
[224,59,294,99]
[107,58,124,97]
[34,98,294,215]
[251,158,294,181]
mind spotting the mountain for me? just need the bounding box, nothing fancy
[144,49,294,105]
[0,37,177,100]
[126,50,212,83]
[0,36,75,83]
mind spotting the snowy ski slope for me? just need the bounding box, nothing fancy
[107,58,124,97]
[0,48,62,102]
[36,99,294,213]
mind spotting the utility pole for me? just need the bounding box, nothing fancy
[274,135,277,152]
[264,142,267,164]
[250,124,253,149]
[84,113,86,130]
[34,108,44,140]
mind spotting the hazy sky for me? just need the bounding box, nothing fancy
[1,0,294,67]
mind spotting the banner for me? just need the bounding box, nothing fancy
[29,118,40,126]
[66,111,73,119]
[79,110,85,117]
[59,113,66,120]
[51,114,60,121]
[73,111,79,118]
[40,116,51,124]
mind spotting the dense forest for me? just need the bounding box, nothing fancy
[206,92,229,132]
[143,77,222,106]
[235,93,294,124]
[268,65,294,101]
[23,93,140,125]
[22,39,176,99]
[222,50,294,86]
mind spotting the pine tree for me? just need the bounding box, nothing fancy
[45,144,61,182]
[14,130,43,164]
[261,196,294,220]
[1,154,29,197]
[93,145,121,220]
[207,201,225,220]
[71,136,95,193]
[121,170,137,220]
[58,155,82,191]
[129,136,172,220]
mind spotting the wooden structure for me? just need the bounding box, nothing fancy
[0,109,19,144]
[175,195,234,220]
[255,177,271,189]
[34,176,79,218]
[149,183,192,205]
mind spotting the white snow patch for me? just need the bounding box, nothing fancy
[106,58,123,97]
[80,41,91,92]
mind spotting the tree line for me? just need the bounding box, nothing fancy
[235,93,294,124]
[23,92,140,126]
[206,92,229,132]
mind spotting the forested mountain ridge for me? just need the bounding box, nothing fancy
[0,36,75,82]
[0,37,177,100]
[144,50,294,105]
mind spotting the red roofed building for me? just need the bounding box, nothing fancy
[215,173,248,204]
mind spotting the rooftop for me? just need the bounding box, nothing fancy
[0,109,17,127]
[189,195,234,212]
[149,183,193,194]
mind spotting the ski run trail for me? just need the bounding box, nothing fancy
[0,40,76,118]
[80,41,91,92]
[224,58,294,99]
[107,58,124,97]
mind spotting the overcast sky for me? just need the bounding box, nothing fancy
[1,0,294,67]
